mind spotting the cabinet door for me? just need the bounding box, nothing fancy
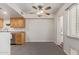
[15,32,25,44]
[17,18,25,28]
[15,33,22,44]
[21,32,25,44]
[10,17,25,28]
[0,19,3,28]
[10,18,18,28]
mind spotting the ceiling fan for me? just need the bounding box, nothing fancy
[29,5,51,17]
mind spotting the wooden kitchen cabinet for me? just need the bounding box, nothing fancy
[0,18,3,28]
[17,18,25,28]
[10,17,25,28]
[10,18,17,28]
[15,32,25,44]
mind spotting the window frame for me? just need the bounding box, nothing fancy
[66,4,79,38]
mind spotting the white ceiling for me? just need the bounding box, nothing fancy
[16,3,64,14]
[0,3,21,17]
[0,3,65,17]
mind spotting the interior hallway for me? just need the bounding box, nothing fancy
[11,42,66,55]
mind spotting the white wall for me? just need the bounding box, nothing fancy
[55,3,79,55]
[25,18,56,42]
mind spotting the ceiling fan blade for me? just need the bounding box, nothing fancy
[32,6,37,9]
[45,12,50,15]
[45,6,51,10]
[43,10,50,15]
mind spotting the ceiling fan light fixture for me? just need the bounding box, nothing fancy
[31,4,51,16]
[40,10,43,14]
[36,10,44,16]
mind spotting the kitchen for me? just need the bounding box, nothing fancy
[0,16,25,54]
[0,3,58,55]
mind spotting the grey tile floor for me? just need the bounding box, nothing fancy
[11,42,66,55]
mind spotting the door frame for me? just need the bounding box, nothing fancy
[57,16,64,47]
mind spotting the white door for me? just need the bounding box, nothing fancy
[57,16,63,45]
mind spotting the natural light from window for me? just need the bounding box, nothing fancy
[67,4,79,38]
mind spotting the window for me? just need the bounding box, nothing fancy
[67,4,79,37]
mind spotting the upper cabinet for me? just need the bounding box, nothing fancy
[10,18,17,28]
[10,17,25,28]
[0,17,3,28]
[17,18,25,28]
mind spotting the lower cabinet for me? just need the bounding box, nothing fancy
[15,32,25,44]
[11,32,25,45]
[0,18,3,28]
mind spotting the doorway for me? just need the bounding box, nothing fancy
[57,16,63,48]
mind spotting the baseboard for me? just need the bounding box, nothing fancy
[25,41,54,43]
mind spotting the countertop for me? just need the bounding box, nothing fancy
[0,31,25,32]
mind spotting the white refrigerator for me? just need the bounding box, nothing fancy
[0,32,11,55]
